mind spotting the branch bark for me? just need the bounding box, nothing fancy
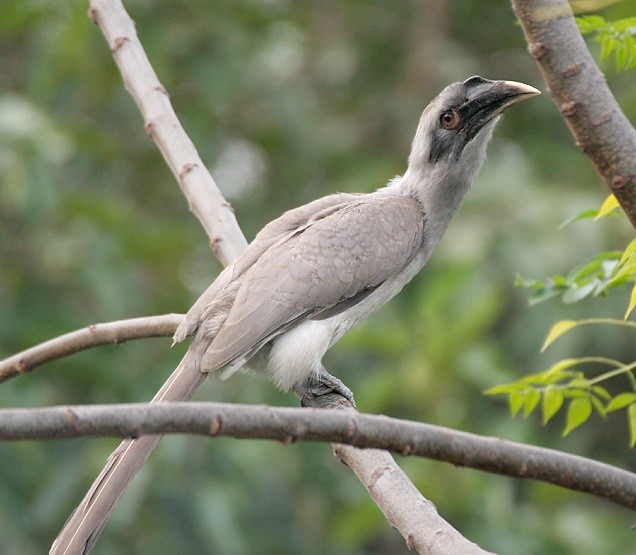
[3,403,635,512]
[0,314,182,383]
[5,318,633,512]
[511,0,636,230]
[52,1,460,553]
[86,0,247,263]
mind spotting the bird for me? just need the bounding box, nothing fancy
[172,75,540,403]
[52,76,539,553]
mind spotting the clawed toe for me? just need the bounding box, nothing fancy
[294,370,357,409]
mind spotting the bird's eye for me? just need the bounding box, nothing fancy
[440,110,460,130]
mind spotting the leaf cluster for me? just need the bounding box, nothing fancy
[516,242,636,313]
[576,15,636,70]
[486,348,636,446]
[496,182,636,445]
[517,196,636,317]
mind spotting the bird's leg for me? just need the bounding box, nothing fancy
[293,366,357,409]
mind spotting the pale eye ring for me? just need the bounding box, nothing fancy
[440,109,460,130]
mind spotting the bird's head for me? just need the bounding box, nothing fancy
[400,76,539,230]
[406,76,539,183]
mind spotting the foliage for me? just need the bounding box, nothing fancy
[487,318,636,446]
[576,15,636,70]
[517,196,636,312]
[500,191,636,446]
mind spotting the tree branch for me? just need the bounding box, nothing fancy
[0,314,182,383]
[511,0,636,229]
[335,446,491,554]
[4,402,635,512]
[87,0,247,263]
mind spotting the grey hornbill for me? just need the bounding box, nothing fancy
[52,76,539,554]
[172,75,540,400]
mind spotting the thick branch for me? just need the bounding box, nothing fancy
[336,447,491,555]
[511,0,636,230]
[4,402,635,512]
[296,389,492,554]
[88,0,247,263]
[0,314,182,383]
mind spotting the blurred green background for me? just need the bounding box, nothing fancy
[1,1,635,553]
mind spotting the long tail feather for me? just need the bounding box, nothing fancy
[51,350,205,555]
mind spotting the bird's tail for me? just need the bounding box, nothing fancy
[50,349,206,555]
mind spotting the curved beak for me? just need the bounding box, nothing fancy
[460,79,540,142]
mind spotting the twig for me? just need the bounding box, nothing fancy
[511,0,636,230]
[0,314,182,383]
[4,402,635,512]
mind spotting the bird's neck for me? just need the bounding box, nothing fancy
[395,165,473,246]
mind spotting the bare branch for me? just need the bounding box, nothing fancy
[335,447,493,555]
[52,3,252,550]
[0,314,182,383]
[4,402,635,513]
[88,0,247,263]
[295,388,493,554]
[511,0,636,229]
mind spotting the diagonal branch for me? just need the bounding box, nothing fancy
[86,0,247,263]
[511,0,636,230]
[3,402,635,511]
[0,314,182,383]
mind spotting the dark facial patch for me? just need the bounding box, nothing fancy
[427,76,514,163]
[428,127,458,163]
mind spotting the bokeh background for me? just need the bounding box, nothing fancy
[1,1,635,553]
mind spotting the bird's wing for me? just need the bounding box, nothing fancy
[200,194,425,370]
[173,192,361,343]
[231,192,363,277]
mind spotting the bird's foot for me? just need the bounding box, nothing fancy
[293,370,357,409]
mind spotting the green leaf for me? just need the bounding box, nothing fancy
[567,377,590,390]
[559,208,598,229]
[594,194,619,220]
[563,396,592,436]
[629,404,636,448]
[485,383,518,396]
[523,389,541,417]
[616,43,628,70]
[575,15,607,33]
[625,282,636,320]
[590,395,607,418]
[543,358,580,380]
[626,35,636,69]
[591,385,611,401]
[600,36,617,61]
[618,237,636,267]
[606,392,636,412]
[541,320,577,351]
[610,261,636,288]
[542,386,564,424]
[509,390,524,417]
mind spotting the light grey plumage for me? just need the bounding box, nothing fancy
[173,76,540,394]
[52,77,539,554]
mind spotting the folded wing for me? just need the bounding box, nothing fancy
[198,194,425,372]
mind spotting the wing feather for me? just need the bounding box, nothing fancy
[200,195,425,371]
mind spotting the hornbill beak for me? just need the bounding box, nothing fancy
[459,77,540,143]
